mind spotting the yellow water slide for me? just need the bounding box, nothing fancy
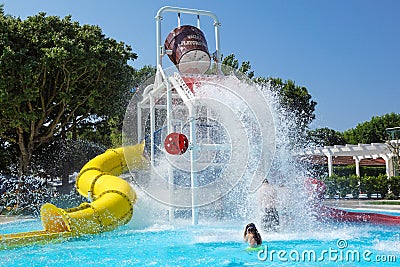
[0,143,148,249]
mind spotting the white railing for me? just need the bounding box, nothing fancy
[168,72,195,104]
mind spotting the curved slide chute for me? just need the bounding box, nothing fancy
[0,143,148,249]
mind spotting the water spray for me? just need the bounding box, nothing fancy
[124,6,276,225]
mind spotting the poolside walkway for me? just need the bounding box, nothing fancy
[324,199,400,212]
[2,200,400,224]
[0,215,34,224]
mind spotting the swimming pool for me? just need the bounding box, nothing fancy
[1,216,400,266]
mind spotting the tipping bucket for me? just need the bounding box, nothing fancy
[164,25,211,74]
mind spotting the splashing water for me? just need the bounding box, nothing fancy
[2,65,400,266]
[122,64,314,231]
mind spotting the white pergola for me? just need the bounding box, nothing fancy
[305,141,399,177]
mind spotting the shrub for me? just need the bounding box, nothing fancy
[385,192,398,200]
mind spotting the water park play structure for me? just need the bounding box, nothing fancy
[125,6,276,225]
[1,6,400,253]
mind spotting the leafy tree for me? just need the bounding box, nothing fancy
[70,65,156,148]
[342,114,400,180]
[0,138,18,174]
[105,65,156,147]
[0,11,137,175]
[220,54,316,132]
[386,127,400,176]
[307,127,346,146]
[343,113,400,144]
[32,139,105,190]
[132,65,157,89]
[254,77,317,132]
[221,54,254,79]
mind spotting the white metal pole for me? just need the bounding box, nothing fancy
[166,80,174,221]
[189,104,198,225]
[150,93,155,165]
[355,157,360,177]
[327,154,333,177]
[155,14,163,68]
[214,21,221,66]
[137,103,142,142]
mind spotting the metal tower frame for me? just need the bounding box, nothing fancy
[137,7,222,225]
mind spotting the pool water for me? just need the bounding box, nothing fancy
[1,217,400,266]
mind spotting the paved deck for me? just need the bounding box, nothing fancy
[0,215,34,224]
[323,199,400,212]
[2,200,400,224]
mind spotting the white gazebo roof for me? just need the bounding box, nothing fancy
[304,141,399,177]
[306,143,390,158]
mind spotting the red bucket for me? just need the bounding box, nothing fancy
[164,25,211,74]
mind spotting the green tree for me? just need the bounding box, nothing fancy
[132,65,157,89]
[307,127,346,146]
[254,77,317,131]
[32,138,105,191]
[221,54,254,79]
[107,65,156,147]
[0,11,137,175]
[343,113,400,144]
[0,137,18,174]
[220,54,317,132]
[386,127,400,177]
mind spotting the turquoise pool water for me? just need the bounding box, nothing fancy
[1,215,400,266]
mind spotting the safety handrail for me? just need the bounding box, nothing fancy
[173,72,195,99]
[168,72,195,104]
[155,6,221,68]
[156,6,220,24]
[155,64,167,88]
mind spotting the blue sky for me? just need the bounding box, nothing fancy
[2,0,399,132]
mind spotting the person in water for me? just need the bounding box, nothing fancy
[243,223,262,247]
[259,179,279,231]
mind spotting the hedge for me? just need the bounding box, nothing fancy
[313,165,386,177]
[320,174,400,199]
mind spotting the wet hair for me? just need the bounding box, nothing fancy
[244,223,255,237]
[244,223,262,245]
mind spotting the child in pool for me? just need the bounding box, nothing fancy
[259,179,279,232]
[243,223,262,247]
